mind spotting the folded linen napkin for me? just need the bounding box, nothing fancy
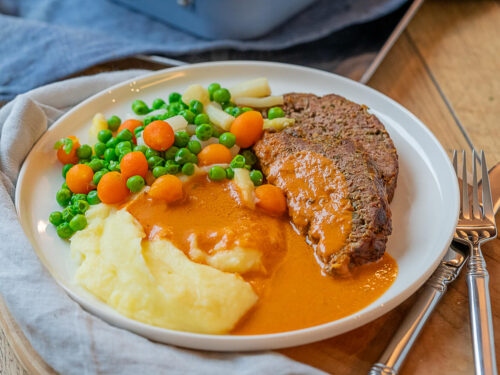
[0,70,325,375]
[0,0,407,100]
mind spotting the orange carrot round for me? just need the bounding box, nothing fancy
[149,175,183,203]
[118,119,143,144]
[97,171,129,204]
[197,144,232,166]
[56,136,80,164]
[230,111,263,148]
[255,184,287,216]
[142,120,175,151]
[65,164,94,194]
[120,151,148,180]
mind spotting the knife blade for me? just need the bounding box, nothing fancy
[368,162,500,375]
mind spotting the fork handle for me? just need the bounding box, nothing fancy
[368,259,459,375]
[467,244,498,375]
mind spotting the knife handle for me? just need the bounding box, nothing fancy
[368,259,459,375]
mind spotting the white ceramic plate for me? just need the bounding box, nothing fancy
[15,61,459,351]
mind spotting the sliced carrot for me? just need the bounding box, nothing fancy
[97,171,129,204]
[230,111,263,148]
[66,164,94,194]
[120,151,148,180]
[56,136,80,164]
[118,119,143,143]
[255,184,287,216]
[149,175,183,203]
[142,120,175,151]
[197,144,232,166]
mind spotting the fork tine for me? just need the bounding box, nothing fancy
[472,150,481,218]
[481,150,495,221]
[462,150,470,219]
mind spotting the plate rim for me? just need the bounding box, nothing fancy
[15,60,459,351]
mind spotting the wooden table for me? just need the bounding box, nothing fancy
[1,0,499,373]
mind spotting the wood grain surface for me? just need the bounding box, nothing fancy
[1,0,499,374]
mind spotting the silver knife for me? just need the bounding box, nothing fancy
[368,162,500,375]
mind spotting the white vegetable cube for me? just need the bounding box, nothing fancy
[229,78,271,98]
[233,96,284,108]
[182,84,210,105]
[205,103,235,131]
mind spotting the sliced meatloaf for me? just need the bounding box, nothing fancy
[254,131,392,275]
[273,93,399,202]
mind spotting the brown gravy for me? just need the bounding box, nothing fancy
[126,173,397,335]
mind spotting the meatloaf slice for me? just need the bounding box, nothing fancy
[276,93,398,202]
[254,131,391,275]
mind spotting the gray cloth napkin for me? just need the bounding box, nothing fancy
[0,70,325,375]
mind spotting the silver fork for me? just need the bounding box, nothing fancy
[454,150,498,375]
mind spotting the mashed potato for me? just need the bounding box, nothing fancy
[70,204,258,334]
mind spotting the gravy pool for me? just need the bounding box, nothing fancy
[127,174,397,335]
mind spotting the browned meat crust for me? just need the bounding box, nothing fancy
[274,93,399,202]
[254,131,392,275]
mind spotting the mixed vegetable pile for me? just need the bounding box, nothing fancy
[49,78,291,240]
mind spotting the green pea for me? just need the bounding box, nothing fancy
[196,124,213,141]
[108,160,120,172]
[194,113,209,126]
[219,132,236,148]
[116,141,132,156]
[165,160,180,174]
[209,166,226,181]
[189,100,204,115]
[62,206,77,222]
[167,103,182,116]
[213,88,231,104]
[173,131,189,148]
[71,194,87,205]
[145,148,160,159]
[187,140,201,154]
[133,145,148,154]
[56,188,72,207]
[56,222,74,239]
[87,190,101,205]
[148,156,164,169]
[152,98,166,110]
[169,92,182,104]
[241,107,253,113]
[94,142,107,157]
[62,182,69,190]
[134,125,145,135]
[88,158,105,172]
[105,137,120,149]
[164,146,179,160]
[152,166,168,178]
[222,101,236,110]
[143,116,156,126]
[76,145,92,159]
[107,115,121,132]
[268,107,285,120]
[250,170,264,186]
[62,164,74,178]
[179,110,195,124]
[165,109,177,118]
[73,199,89,214]
[69,214,87,232]
[207,83,221,100]
[132,100,150,115]
[103,148,117,162]
[211,126,222,138]
[175,148,192,165]
[117,129,133,142]
[126,175,145,193]
[224,106,235,115]
[230,155,245,169]
[232,107,244,117]
[182,162,195,176]
[225,167,234,180]
[188,153,198,164]
[97,129,113,143]
[93,169,108,185]
[242,150,257,166]
[49,211,63,226]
